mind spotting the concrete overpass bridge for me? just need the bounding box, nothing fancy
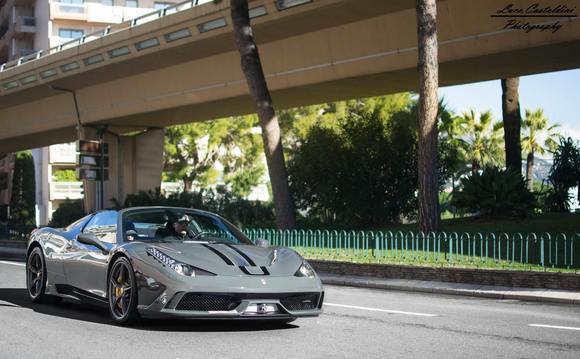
[0,0,578,212]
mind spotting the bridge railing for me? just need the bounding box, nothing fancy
[0,0,209,72]
[242,229,580,270]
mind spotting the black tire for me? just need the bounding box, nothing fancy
[108,257,139,325]
[26,247,61,304]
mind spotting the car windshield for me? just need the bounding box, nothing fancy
[121,208,253,245]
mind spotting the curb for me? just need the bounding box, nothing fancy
[321,277,580,306]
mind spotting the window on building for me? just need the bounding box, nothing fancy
[60,0,84,4]
[102,0,114,5]
[125,0,138,7]
[59,28,85,39]
[154,2,169,10]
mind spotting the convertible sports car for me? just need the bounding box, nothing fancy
[26,206,324,325]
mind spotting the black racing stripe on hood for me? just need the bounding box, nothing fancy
[226,244,256,266]
[201,244,234,266]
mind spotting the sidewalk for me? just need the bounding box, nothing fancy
[1,242,579,305]
[0,241,26,261]
[320,273,580,305]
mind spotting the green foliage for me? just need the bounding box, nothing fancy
[53,169,77,182]
[9,151,36,225]
[522,108,560,156]
[451,167,534,218]
[288,97,418,229]
[49,199,86,228]
[456,109,504,173]
[163,115,264,197]
[545,137,580,212]
[438,99,469,185]
[113,188,275,228]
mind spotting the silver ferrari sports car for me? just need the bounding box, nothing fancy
[26,206,324,325]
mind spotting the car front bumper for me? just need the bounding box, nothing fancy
[135,270,324,319]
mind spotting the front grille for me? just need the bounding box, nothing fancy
[281,294,319,311]
[175,294,241,311]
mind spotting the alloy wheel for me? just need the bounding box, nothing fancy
[109,260,133,320]
[27,250,43,299]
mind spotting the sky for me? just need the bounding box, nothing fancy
[439,69,580,141]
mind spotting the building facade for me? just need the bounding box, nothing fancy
[0,0,187,224]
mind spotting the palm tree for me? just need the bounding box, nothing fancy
[230,0,296,229]
[438,102,468,185]
[458,109,504,175]
[501,78,522,174]
[521,108,560,191]
[416,0,440,232]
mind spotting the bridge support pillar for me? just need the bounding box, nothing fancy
[83,128,164,213]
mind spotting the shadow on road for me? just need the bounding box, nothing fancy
[0,288,299,332]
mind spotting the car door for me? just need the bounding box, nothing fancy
[62,211,117,298]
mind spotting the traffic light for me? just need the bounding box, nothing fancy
[76,139,109,182]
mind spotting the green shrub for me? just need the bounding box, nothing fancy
[451,167,534,218]
[49,199,86,228]
[111,188,275,228]
[9,151,36,225]
[546,137,580,212]
[53,169,77,182]
[288,107,418,229]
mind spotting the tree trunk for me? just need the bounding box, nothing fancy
[501,78,522,174]
[416,0,440,233]
[230,0,296,229]
[471,160,479,176]
[183,179,192,193]
[526,151,534,192]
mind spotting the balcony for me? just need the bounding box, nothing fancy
[49,143,77,164]
[50,2,87,21]
[12,47,35,58]
[50,2,156,24]
[13,16,35,38]
[50,181,83,201]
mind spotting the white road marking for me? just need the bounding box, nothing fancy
[0,260,25,267]
[324,302,438,317]
[529,324,580,331]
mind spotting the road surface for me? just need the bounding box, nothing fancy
[0,260,579,359]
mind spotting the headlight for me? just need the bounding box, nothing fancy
[146,247,215,277]
[294,260,315,278]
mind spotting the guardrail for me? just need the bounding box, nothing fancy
[0,0,208,71]
[243,229,580,270]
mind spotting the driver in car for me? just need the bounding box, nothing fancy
[155,212,192,239]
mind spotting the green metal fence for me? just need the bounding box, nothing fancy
[243,229,580,270]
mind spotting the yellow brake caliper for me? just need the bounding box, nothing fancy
[115,273,123,305]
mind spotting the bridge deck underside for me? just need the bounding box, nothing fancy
[0,0,578,152]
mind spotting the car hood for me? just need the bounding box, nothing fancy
[130,241,305,277]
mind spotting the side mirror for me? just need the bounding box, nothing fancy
[256,239,269,248]
[77,233,110,254]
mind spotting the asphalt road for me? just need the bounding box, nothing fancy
[1,260,579,359]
